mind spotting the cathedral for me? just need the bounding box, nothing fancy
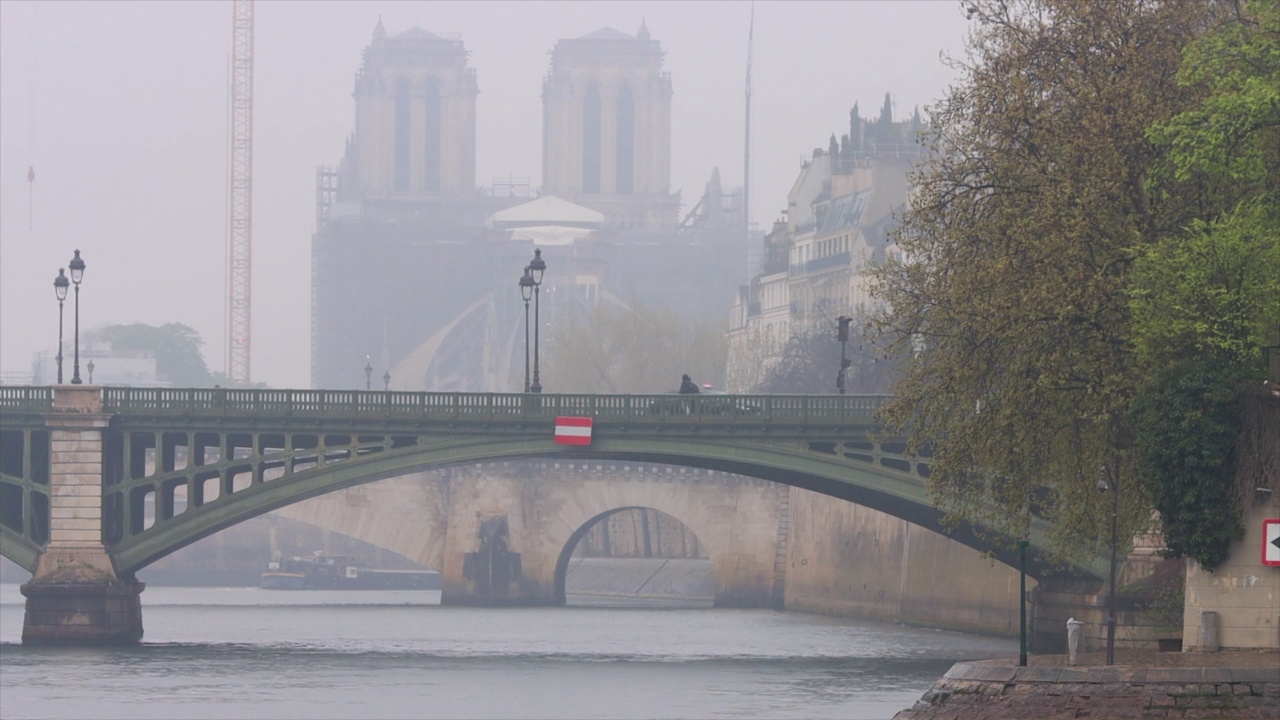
[310,20,747,391]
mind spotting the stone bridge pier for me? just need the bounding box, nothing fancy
[19,386,143,645]
[277,462,785,608]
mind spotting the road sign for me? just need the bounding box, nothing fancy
[554,416,593,446]
[1264,519,1280,567]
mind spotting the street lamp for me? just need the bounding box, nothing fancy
[836,316,852,394]
[68,250,86,385]
[528,249,546,393]
[1098,463,1119,666]
[53,268,69,384]
[364,358,372,390]
[519,266,535,392]
[1018,538,1029,666]
[383,370,390,391]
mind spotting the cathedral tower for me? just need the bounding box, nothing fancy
[351,19,478,197]
[542,21,678,231]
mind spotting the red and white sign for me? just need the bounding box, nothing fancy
[1264,518,1280,567]
[554,416,593,446]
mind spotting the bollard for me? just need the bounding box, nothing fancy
[1198,610,1219,652]
[1066,618,1085,665]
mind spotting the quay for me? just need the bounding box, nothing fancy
[894,649,1279,719]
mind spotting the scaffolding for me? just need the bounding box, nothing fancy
[227,0,254,383]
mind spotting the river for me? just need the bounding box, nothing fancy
[0,583,1016,719]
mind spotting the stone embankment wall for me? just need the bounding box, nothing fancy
[1183,496,1280,651]
[783,486,1028,636]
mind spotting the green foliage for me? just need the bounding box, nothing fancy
[1130,359,1247,571]
[1129,0,1280,564]
[1146,0,1280,195]
[1129,199,1280,369]
[542,298,727,394]
[1138,0,1280,372]
[95,322,215,387]
[868,0,1215,561]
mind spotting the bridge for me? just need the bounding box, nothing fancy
[0,385,1108,645]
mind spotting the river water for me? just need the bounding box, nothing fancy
[0,583,1016,719]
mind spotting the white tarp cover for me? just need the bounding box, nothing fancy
[505,225,595,246]
[485,195,604,229]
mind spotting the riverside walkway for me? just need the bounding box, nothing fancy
[894,649,1279,719]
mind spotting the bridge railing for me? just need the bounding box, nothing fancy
[94,388,891,423]
[0,386,54,411]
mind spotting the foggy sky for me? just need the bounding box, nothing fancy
[0,0,970,388]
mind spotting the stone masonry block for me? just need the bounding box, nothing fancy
[51,485,103,499]
[50,468,105,482]
[48,531,102,545]
[48,519,100,533]
[50,507,104,521]
[48,495,102,509]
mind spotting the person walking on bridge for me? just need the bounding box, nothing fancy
[679,374,700,394]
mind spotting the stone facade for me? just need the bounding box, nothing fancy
[783,485,1028,635]
[1183,496,1280,651]
[276,464,1036,635]
[541,22,678,231]
[274,461,783,607]
[351,21,478,196]
[21,385,143,645]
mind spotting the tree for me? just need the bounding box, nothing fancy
[1131,359,1249,570]
[92,323,215,387]
[542,297,727,394]
[868,0,1222,562]
[755,319,899,395]
[1128,0,1280,570]
[1135,0,1279,371]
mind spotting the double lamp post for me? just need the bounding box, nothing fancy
[52,250,86,385]
[518,249,546,393]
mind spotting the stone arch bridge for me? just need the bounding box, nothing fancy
[0,385,1108,644]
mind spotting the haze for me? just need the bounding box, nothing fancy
[0,0,969,388]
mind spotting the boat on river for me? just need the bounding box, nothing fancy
[261,551,441,590]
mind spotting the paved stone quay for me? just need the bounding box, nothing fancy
[893,650,1279,719]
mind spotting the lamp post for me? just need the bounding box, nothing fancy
[1098,463,1119,666]
[519,267,535,392]
[836,316,852,394]
[364,358,372,390]
[528,249,546,393]
[68,250,86,385]
[383,370,390,391]
[53,268,69,384]
[1018,538,1029,666]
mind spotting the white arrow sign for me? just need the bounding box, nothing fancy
[1265,519,1280,567]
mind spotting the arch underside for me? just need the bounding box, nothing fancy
[90,435,1106,581]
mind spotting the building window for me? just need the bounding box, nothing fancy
[616,83,634,194]
[424,77,442,191]
[583,83,601,194]
[394,77,411,191]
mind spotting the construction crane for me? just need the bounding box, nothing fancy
[743,1,754,234]
[228,0,254,384]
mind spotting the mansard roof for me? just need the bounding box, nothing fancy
[819,189,872,236]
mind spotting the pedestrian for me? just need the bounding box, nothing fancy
[679,374,700,394]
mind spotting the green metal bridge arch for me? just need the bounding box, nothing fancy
[0,387,1109,582]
